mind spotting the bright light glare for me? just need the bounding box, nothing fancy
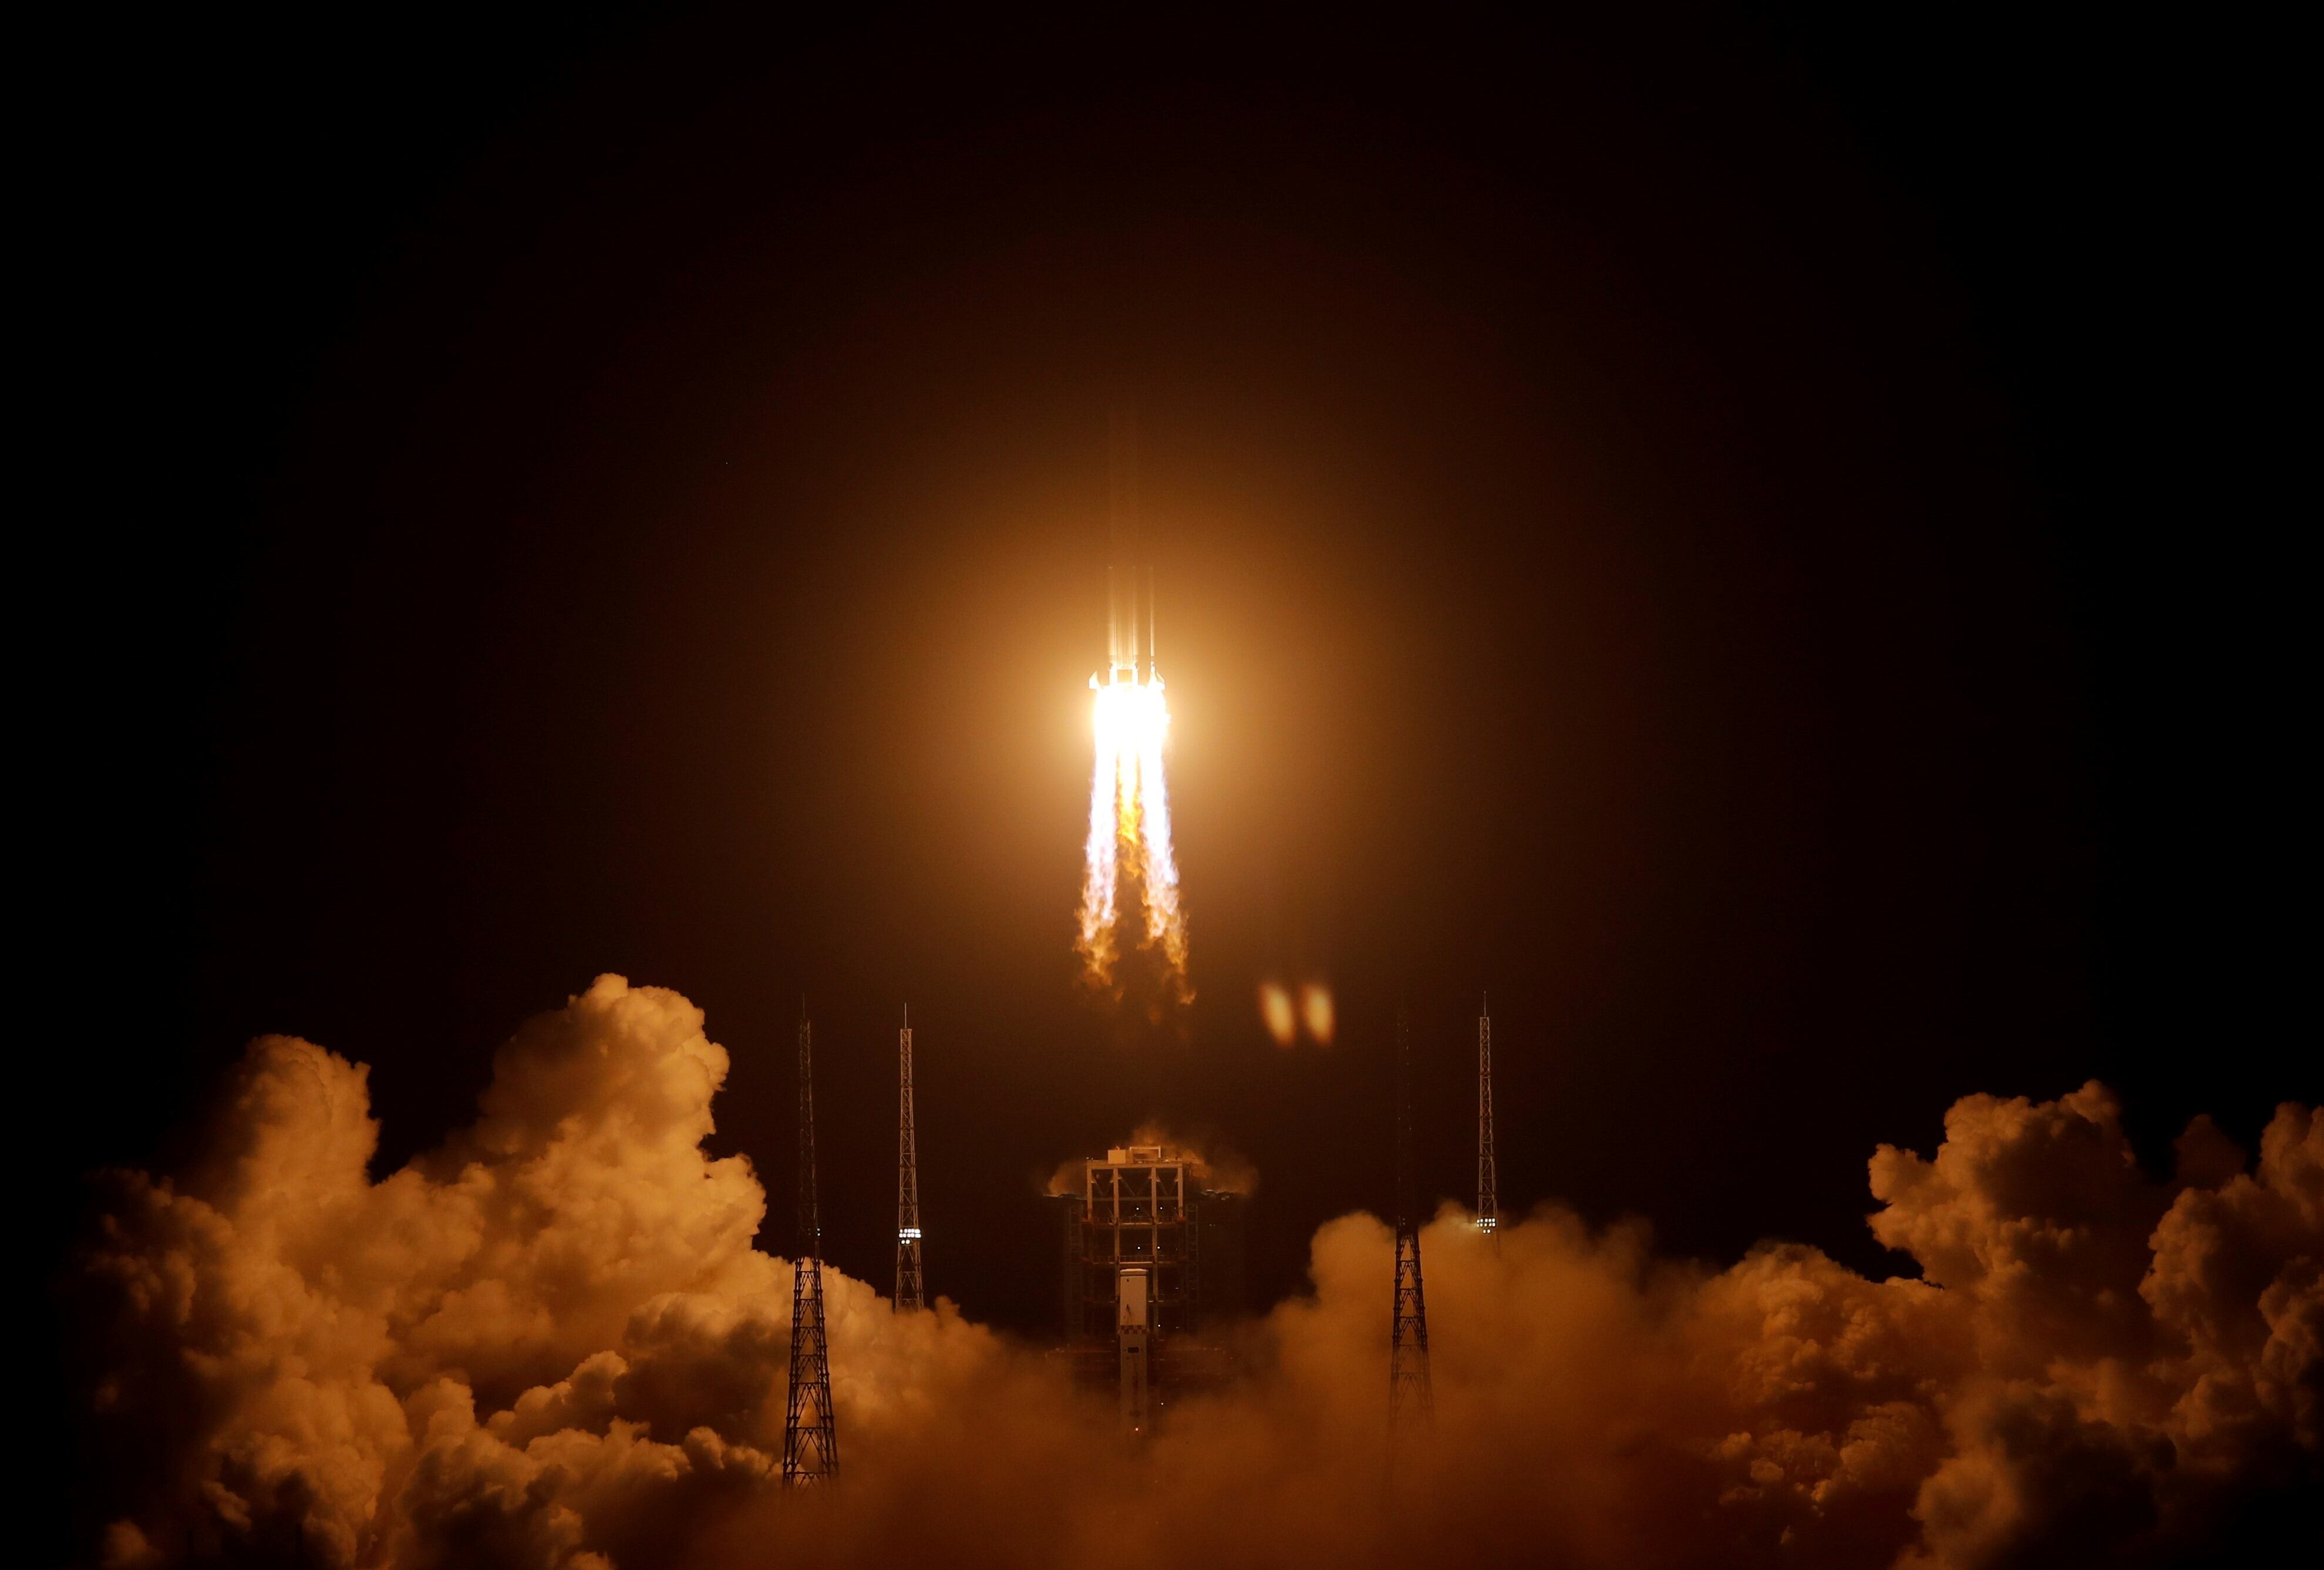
[1077,675,1190,998]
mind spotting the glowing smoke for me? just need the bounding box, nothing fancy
[69,979,2322,1568]
[1077,673,1190,1000]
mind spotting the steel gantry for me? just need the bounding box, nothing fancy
[895,1006,925,1312]
[782,1006,838,1485]
[1477,995,1498,1240]
[1389,1009,1434,1453]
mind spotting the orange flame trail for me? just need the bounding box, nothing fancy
[1077,673,1190,999]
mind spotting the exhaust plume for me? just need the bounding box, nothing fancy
[71,979,2319,1568]
[1077,672,1191,1003]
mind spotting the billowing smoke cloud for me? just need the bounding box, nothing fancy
[73,978,2319,1568]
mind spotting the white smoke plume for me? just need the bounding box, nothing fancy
[72,978,2320,1568]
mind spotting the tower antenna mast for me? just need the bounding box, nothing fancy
[896,1006,925,1312]
[783,1004,839,1484]
[1477,995,1498,1240]
[1390,1008,1434,1457]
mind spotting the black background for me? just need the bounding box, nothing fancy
[31,5,2305,1554]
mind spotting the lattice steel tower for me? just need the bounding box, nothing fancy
[1476,995,1498,1239]
[1389,1009,1434,1444]
[783,1006,838,1485]
[895,1006,925,1312]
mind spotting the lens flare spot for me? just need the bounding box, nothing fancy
[1259,982,1296,1046]
[1300,983,1335,1045]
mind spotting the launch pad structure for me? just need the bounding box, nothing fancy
[1050,1142,1247,1431]
[895,1008,924,1312]
[768,988,1505,1462]
[1389,1010,1434,1454]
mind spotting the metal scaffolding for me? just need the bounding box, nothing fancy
[782,1006,838,1485]
[1049,1143,1247,1424]
[1477,995,1498,1239]
[1390,1009,1434,1450]
[1059,1144,1226,1339]
[895,1007,925,1312]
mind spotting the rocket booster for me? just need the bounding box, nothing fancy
[1078,403,1191,999]
[1106,407,1156,688]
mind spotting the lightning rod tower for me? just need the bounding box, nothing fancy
[1389,1008,1434,1453]
[1477,995,1498,1239]
[783,1005,839,1485]
[895,1006,925,1312]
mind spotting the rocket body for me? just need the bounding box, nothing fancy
[1077,410,1190,1000]
[1107,407,1154,688]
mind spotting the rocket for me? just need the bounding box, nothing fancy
[1076,403,1191,998]
[1102,406,1157,690]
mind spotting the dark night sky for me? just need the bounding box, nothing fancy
[32,8,2305,1531]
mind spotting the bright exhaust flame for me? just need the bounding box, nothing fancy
[1077,673,1190,999]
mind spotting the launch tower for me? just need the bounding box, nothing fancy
[895,1008,924,1312]
[782,1008,838,1485]
[1052,1141,1246,1427]
[1390,1010,1434,1450]
[1057,1144,1245,1338]
[1477,996,1498,1238]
